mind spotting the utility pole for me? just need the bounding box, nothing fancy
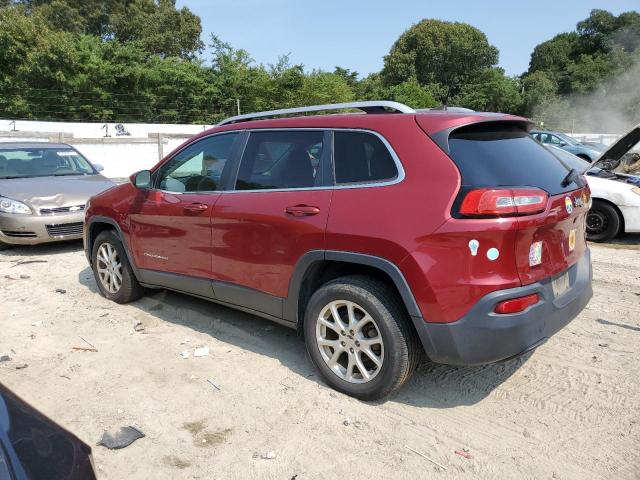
[236,98,241,116]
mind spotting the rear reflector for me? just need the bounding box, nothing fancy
[494,293,540,314]
[459,188,548,217]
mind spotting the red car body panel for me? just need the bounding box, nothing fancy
[128,189,219,278]
[210,190,332,298]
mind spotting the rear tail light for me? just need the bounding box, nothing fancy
[459,188,548,217]
[494,293,540,314]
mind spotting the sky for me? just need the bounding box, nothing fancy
[177,0,639,77]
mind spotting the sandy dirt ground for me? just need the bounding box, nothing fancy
[1,237,639,480]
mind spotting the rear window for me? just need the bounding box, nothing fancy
[448,123,576,195]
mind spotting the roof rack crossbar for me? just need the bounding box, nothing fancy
[216,101,415,126]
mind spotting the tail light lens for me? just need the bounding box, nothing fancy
[459,188,548,217]
[494,293,540,314]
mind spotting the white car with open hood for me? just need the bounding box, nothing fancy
[545,124,640,242]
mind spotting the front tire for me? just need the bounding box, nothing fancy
[92,230,144,303]
[586,200,621,242]
[304,275,419,400]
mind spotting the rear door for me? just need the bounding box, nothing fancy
[129,132,241,279]
[210,129,332,317]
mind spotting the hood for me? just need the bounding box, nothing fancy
[0,174,115,211]
[595,123,640,169]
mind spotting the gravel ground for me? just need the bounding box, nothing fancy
[1,237,639,479]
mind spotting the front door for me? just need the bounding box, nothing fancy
[210,129,331,317]
[129,132,242,281]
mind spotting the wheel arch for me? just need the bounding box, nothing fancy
[285,250,423,331]
[86,216,142,280]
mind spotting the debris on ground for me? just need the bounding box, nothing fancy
[455,449,473,460]
[405,445,448,471]
[207,379,221,391]
[98,426,145,449]
[15,363,28,370]
[31,321,42,327]
[133,321,145,332]
[72,347,98,353]
[180,339,191,344]
[253,451,276,460]
[343,418,352,426]
[4,275,30,281]
[0,355,11,363]
[11,259,48,267]
[180,351,189,359]
[193,346,209,357]
[55,288,67,294]
[598,343,609,348]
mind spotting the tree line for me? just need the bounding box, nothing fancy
[0,1,638,130]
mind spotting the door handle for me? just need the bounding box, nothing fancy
[183,203,208,214]
[285,205,320,217]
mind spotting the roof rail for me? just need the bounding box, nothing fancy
[216,101,415,126]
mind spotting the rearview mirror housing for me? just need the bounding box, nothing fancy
[131,170,151,189]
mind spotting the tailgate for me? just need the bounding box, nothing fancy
[515,186,590,284]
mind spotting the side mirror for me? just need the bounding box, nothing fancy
[558,142,567,147]
[93,163,104,172]
[131,170,151,189]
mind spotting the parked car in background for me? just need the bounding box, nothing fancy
[546,127,640,242]
[0,383,96,479]
[0,143,115,250]
[531,130,603,162]
[84,101,594,399]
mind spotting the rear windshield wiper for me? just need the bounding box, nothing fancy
[561,168,585,188]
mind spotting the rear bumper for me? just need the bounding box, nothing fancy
[415,249,593,365]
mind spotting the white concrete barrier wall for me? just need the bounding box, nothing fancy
[70,139,187,178]
[0,119,625,178]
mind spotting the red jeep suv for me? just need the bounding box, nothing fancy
[84,101,593,399]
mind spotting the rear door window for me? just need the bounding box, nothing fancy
[333,131,398,184]
[447,123,576,195]
[235,130,324,190]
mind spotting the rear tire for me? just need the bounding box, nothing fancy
[587,200,621,242]
[92,230,144,303]
[303,275,420,400]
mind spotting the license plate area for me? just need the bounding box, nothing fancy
[552,271,570,298]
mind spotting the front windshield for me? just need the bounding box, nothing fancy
[0,147,95,179]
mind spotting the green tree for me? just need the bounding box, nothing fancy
[453,67,522,113]
[381,19,499,104]
[110,0,203,59]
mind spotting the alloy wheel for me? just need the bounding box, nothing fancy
[96,242,123,294]
[315,300,384,384]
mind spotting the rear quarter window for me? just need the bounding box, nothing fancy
[448,123,576,195]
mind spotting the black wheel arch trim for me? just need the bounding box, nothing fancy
[86,216,142,281]
[284,250,423,323]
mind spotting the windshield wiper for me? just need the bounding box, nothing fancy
[53,173,84,176]
[561,168,585,188]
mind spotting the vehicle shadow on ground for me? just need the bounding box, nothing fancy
[591,233,640,250]
[0,240,84,260]
[78,266,528,408]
